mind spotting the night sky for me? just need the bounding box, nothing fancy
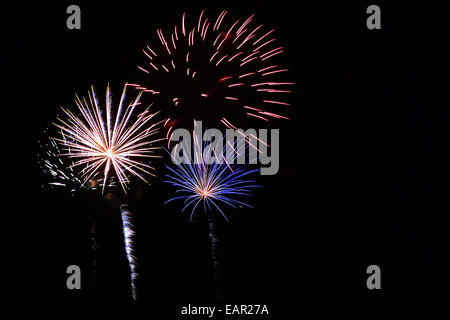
[3,0,450,307]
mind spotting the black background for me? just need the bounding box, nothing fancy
[2,0,450,307]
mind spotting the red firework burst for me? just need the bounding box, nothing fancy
[135,9,294,133]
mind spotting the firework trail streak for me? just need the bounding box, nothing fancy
[207,212,223,301]
[120,204,138,300]
[90,219,99,294]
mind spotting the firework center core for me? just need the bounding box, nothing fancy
[106,148,115,158]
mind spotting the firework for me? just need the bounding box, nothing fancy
[52,83,164,193]
[38,136,103,295]
[136,10,294,131]
[164,129,260,299]
[164,139,260,222]
[50,83,163,300]
[38,138,90,192]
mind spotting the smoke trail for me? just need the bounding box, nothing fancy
[90,219,98,295]
[207,212,223,301]
[119,204,138,300]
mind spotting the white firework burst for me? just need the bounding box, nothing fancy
[52,83,164,192]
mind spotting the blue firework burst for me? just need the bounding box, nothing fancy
[164,140,260,221]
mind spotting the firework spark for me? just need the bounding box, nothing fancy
[136,10,294,131]
[52,84,164,193]
[38,138,92,192]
